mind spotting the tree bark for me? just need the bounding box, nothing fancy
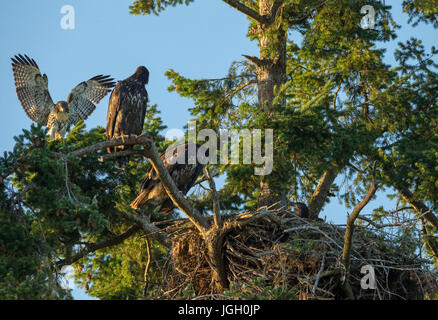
[204,227,229,291]
[341,164,378,299]
[253,0,288,208]
[308,166,339,220]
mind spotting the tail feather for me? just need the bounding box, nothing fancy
[130,191,147,210]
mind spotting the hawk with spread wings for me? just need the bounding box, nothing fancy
[11,54,115,139]
[130,143,205,215]
[106,66,149,168]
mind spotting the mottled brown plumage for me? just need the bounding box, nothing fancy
[11,54,115,139]
[130,143,205,215]
[106,66,149,167]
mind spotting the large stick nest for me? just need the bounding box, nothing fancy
[163,209,438,300]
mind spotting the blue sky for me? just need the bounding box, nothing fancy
[0,0,258,153]
[1,0,436,299]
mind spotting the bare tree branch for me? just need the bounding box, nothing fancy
[98,149,147,162]
[56,132,210,240]
[144,143,210,232]
[205,166,222,228]
[222,0,265,23]
[68,134,153,158]
[143,237,152,297]
[341,162,379,299]
[242,54,264,68]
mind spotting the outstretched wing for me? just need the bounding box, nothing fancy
[66,75,115,127]
[11,54,54,124]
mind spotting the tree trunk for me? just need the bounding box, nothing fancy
[308,166,339,220]
[203,227,228,291]
[256,0,288,208]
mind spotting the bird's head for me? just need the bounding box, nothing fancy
[55,101,69,113]
[134,66,149,84]
[290,202,309,219]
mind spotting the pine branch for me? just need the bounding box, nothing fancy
[56,225,141,267]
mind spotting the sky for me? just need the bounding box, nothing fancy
[0,0,437,300]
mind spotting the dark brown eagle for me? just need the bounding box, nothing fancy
[130,143,205,215]
[291,202,309,218]
[106,66,149,167]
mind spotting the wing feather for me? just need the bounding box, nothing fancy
[11,54,54,124]
[67,75,115,127]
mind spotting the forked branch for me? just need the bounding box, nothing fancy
[341,161,379,299]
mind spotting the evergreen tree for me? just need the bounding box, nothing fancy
[1,0,438,299]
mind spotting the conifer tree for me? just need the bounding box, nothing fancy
[1,0,438,299]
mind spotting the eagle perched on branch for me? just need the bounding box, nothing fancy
[106,66,149,168]
[130,143,205,215]
[11,54,115,139]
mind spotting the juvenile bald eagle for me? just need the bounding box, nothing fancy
[130,143,205,215]
[11,54,115,140]
[106,66,149,168]
[291,202,309,218]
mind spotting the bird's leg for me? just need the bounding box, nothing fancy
[128,133,139,140]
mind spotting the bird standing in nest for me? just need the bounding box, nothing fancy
[291,202,309,218]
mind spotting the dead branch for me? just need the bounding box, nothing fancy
[61,132,210,236]
[143,237,152,297]
[68,134,153,158]
[98,149,147,162]
[144,143,210,233]
[205,166,221,228]
[341,162,379,299]
[222,0,265,23]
